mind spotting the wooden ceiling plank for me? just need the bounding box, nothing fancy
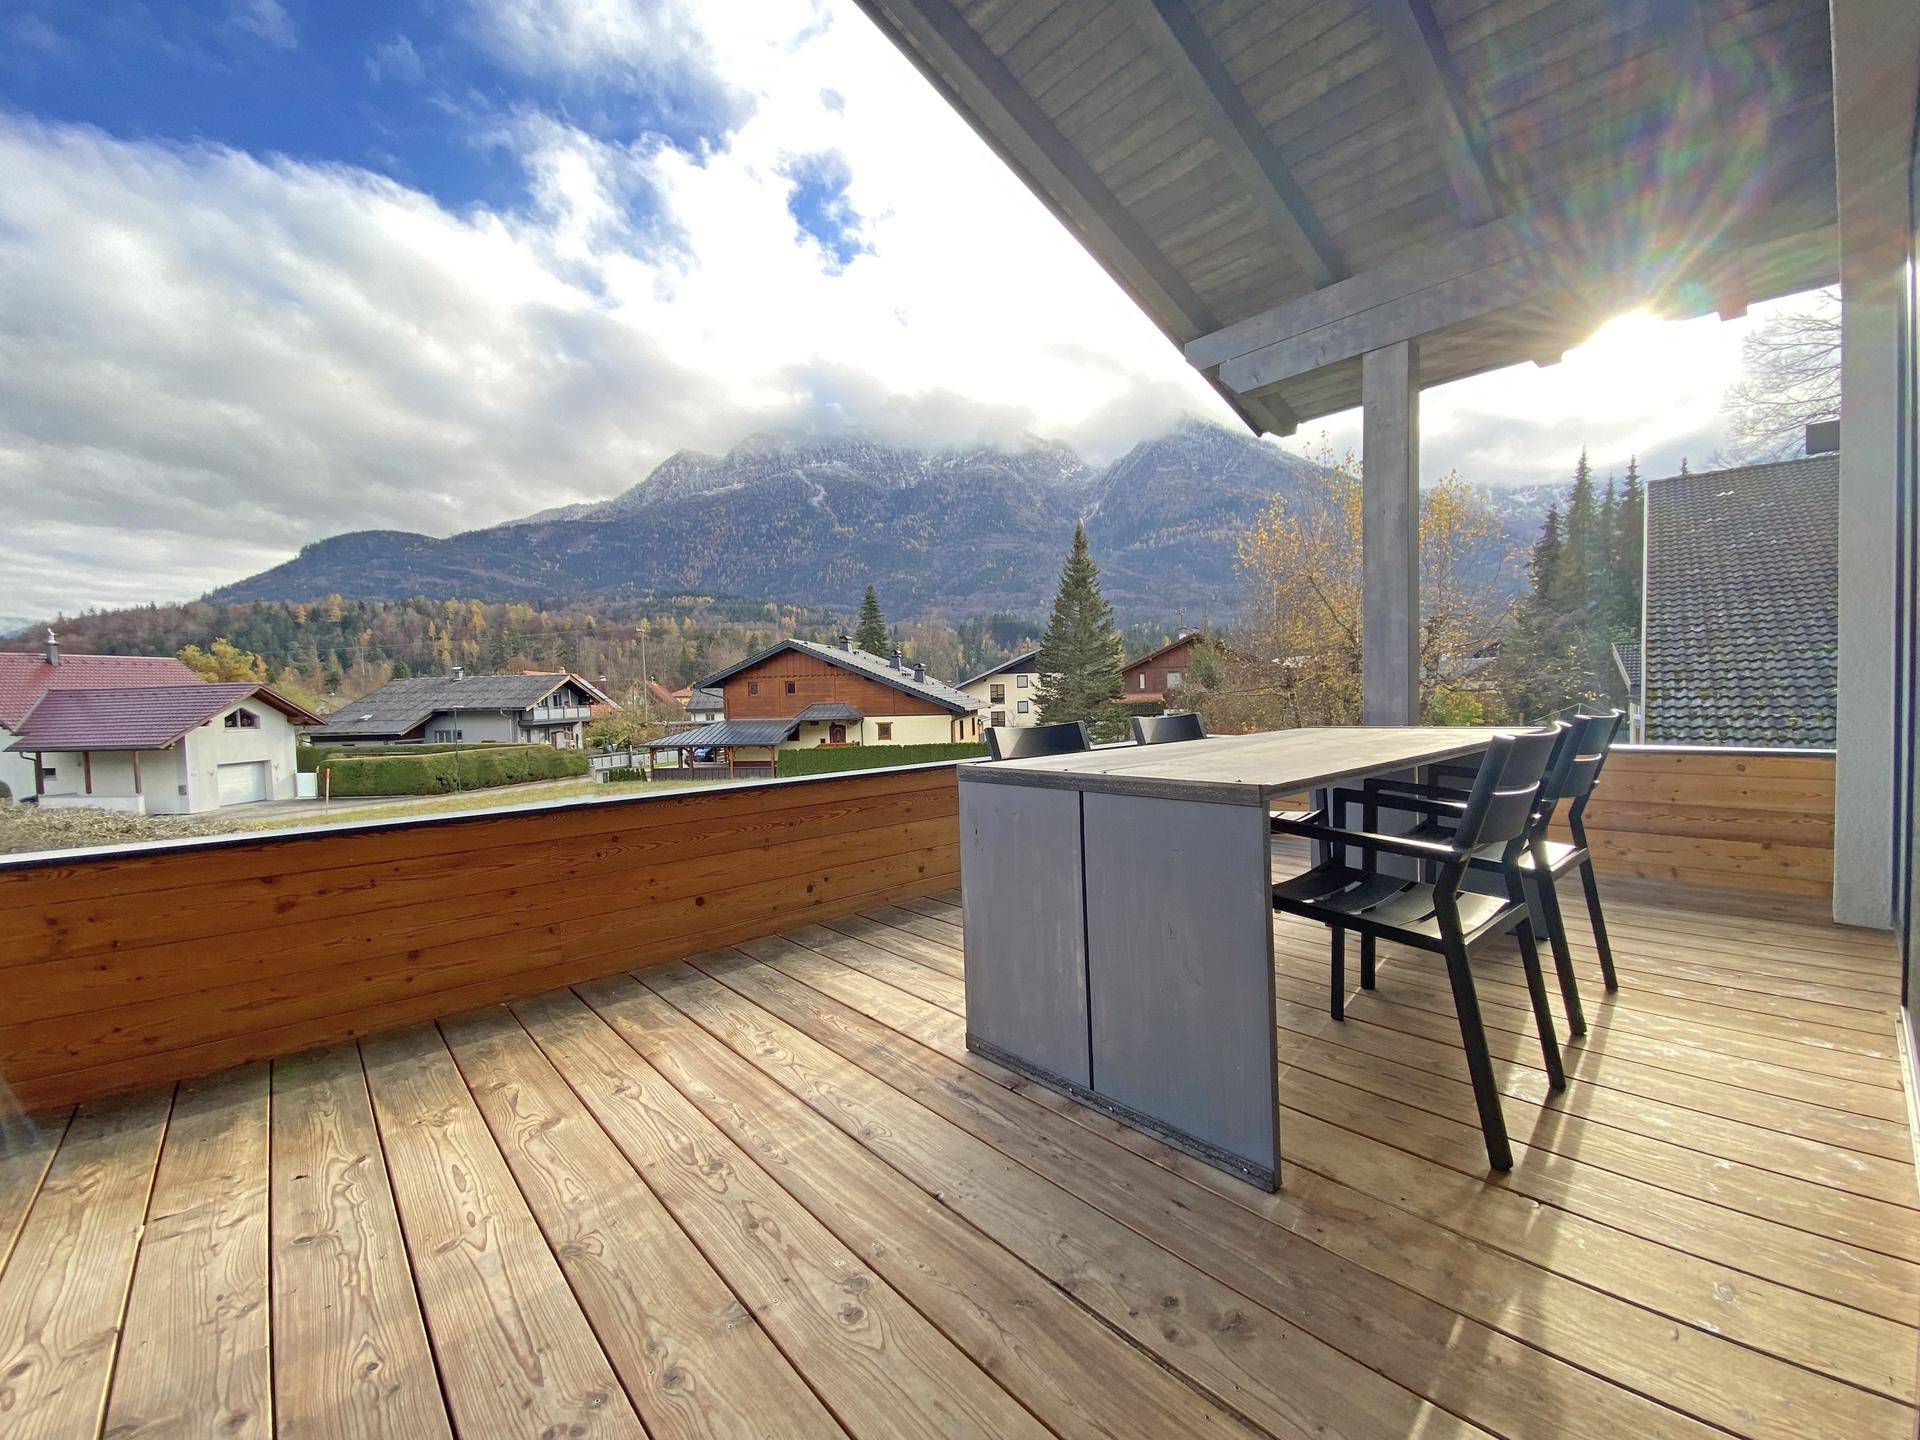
[1115,0,1347,285]
[1364,0,1502,224]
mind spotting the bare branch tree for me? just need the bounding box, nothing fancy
[1714,288,1839,465]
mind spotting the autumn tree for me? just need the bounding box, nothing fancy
[1035,524,1125,732]
[177,637,268,682]
[1715,288,1839,464]
[855,585,890,657]
[1214,456,1509,731]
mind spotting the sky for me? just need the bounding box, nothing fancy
[0,0,1802,625]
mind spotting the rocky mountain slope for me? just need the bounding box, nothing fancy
[211,420,1544,618]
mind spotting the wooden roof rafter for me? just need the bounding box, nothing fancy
[1363,0,1501,226]
[1113,0,1347,288]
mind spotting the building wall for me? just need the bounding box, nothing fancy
[961,669,1049,728]
[29,746,185,815]
[177,702,302,812]
[430,709,518,743]
[723,650,949,720]
[775,713,978,751]
[0,728,34,798]
[1123,638,1200,702]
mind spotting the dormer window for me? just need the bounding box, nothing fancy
[224,709,260,729]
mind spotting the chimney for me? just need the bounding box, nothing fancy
[1805,419,1840,456]
[839,632,852,651]
[42,629,59,666]
[891,646,903,670]
[451,665,464,681]
[913,661,926,682]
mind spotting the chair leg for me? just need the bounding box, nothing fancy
[1331,926,1346,1020]
[1579,858,1620,992]
[1513,918,1567,1091]
[1360,933,1376,990]
[1440,936,1514,1171]
[1531,870,1587,1037]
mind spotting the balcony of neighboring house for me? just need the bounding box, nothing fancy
[523,703,593,725]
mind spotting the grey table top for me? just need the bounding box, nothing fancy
[959,725,1518,804]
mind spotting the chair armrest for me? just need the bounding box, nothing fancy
[1269,817,1466,864]
[1362,776,1471,805]
[1331,786,1464,821]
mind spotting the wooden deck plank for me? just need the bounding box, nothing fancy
[0,1108,69,1276]
[508,986,1054,1440]
[359,1025,647,1440]
[580,971,1270,1440]
[743,928,1920,1414]
[0,1088,171,1440]
[268,1044,452,1440]
[438,1006,847,1440]
[105,1063,272,1438]
[690,946,1791,1440]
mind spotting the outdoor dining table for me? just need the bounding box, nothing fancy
[957,725,1501,1190]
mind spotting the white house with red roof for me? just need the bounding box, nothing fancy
[0,632,323,814]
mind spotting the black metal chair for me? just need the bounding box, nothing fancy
[985,720,1089,761]
[1130,712,1205,744]
[1271,727,1565,1171]
[1359,709,1625,1020]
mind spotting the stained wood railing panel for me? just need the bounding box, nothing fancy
[1563,746,1836,900]
[0,765,963,1112]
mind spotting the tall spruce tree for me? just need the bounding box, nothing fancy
[1615,457,1645,633]
[854,585,890,657]
[1036,524,1124,729]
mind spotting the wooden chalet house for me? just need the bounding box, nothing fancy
[1121,630,1218,708]
[4,7,1920,1440]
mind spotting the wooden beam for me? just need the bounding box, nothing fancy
[1361,341,1420,726]
[1116,0,1344,286]
[1186,215,1540,369]
[1365,0,1499,225]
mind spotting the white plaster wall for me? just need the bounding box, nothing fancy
[961,672,1049,728]
[178,703,301,811]
[0,728,35,798]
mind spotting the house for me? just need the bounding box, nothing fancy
[958,650,1049,728]
[1641,439,1839,748]
[2,649,321,813]
[686,686,724,724]
[1121,631,1215,708]
[647,635,981,775]
[0,633,205,800]
[312,668,616,749]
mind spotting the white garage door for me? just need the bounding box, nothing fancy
[216,761,270,806]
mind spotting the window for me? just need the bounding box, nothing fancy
[990,709,1006,726]
[1166,671,1182,688]
[1016,673,1030,688]
[1016,699,1029,715]
[1138,674,1148,690]
[748,681,759,695]
[990,683,1005,703]
[224,709,259,729]
[877,722,893,741]
[785,680,797,694]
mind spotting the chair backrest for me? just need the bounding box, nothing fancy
[1451,726,1563,853]
[986,720,1090,761]
[1560,708,1623,812]
[1130,712,1206,745]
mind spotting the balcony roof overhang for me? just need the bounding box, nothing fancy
[854,0,1839,430]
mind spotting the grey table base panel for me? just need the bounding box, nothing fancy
[1082,793,1280,1190]
[959,781,1092,1089]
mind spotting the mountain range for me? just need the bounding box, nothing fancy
[210,420,1552,619]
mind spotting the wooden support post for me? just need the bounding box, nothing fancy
[32,753,44,797]
[82,750,93,795]
[1362,340,1420,725]
[131,750,142,795]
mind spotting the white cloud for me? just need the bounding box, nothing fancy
[233,0,296,50]
[367,34,425,86]
[0,0,1777,620]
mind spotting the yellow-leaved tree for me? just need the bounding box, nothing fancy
[1207,453,1510,732]
[177,636,269,683]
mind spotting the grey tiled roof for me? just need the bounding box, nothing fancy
[700,639,981,714]
[1644,454,1837,747]
[1611,640,1641,698]
[320,672,605,738]
[687,687,723,712]
[648,719,799,749]
[959,650,1040,688]
[792,701,864,722]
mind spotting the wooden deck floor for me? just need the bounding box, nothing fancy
[2,859,1916,1439]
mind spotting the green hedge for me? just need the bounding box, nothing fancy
[298,740,518,772]
[313,745,589,796]
[776,742,987,778]
[602,767,647,782]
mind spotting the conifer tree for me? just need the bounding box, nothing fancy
[1036,524,1124,731]
[1614,458,1645,632]
[855,585,890,657]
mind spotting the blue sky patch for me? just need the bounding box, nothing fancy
[781,148,866,272]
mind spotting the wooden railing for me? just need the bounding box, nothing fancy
[1562,745,1836,900]
[0,763,961,1112]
